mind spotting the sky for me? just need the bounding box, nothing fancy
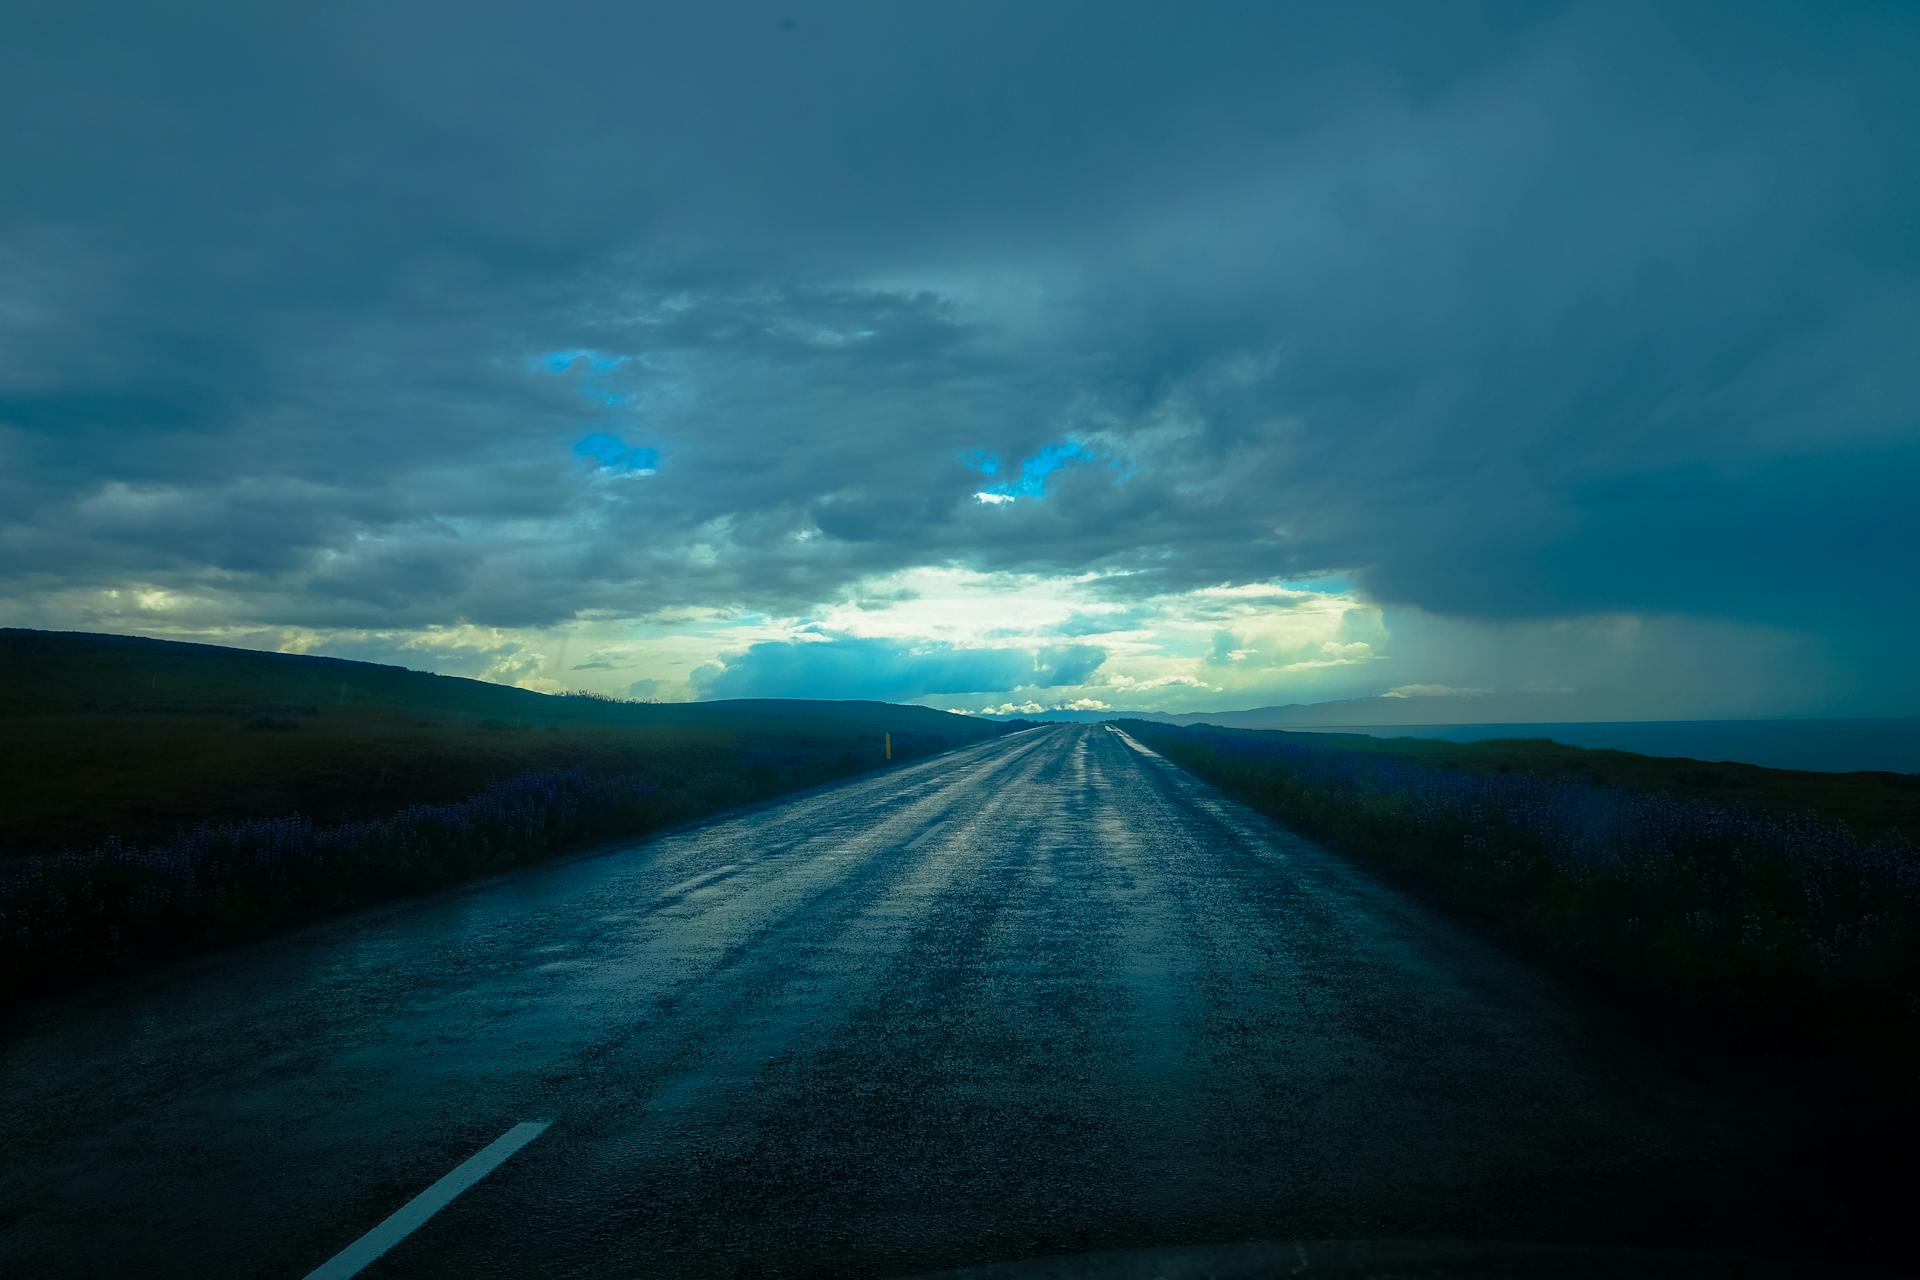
[2,2,1916,718]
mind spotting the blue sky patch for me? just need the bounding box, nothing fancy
[974,440,1096,499]
[1284,575,1355,596]
[574,432,658,474]
[543,349,628,374]
[957,448,1001,476]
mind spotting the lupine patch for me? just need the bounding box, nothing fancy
[0,728,976,1005]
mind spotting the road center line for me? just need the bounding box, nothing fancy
[304,1120,552,1280]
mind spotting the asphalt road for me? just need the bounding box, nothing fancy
[0,725,1866,1277]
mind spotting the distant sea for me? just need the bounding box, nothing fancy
[1287,718,1920,775]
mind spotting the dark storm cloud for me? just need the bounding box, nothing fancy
[691,635,1096,703]
[1033,645,1108,687]
[2,1,1917,703]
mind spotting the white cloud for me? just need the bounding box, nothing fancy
[1106,673,1211,691]
[1382,683,1492,698]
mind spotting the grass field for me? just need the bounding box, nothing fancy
[0,629,1016,1002]
[0,629,1010,856]
[1123,720,1920,1064]
[1252,726,1920,842]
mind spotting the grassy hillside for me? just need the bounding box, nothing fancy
[1260,727,1920,843]
[0,629,1014,1002]
[0,629,1005,857]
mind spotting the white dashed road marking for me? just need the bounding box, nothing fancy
[303,1121,551,1280]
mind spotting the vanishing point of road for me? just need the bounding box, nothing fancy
[0,726,1865,1276]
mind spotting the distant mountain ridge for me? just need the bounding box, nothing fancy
[978,690,1588,729]
[0,628,991,730]
[0,627,1014,859]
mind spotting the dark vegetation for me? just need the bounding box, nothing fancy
[1122,721,1920,1064]
[0,629,1015,1004]
[1256,727,1920,842]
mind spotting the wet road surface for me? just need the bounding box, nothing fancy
[0,725,1841,1276]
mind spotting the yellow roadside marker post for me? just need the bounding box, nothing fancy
[885,732,892,761]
